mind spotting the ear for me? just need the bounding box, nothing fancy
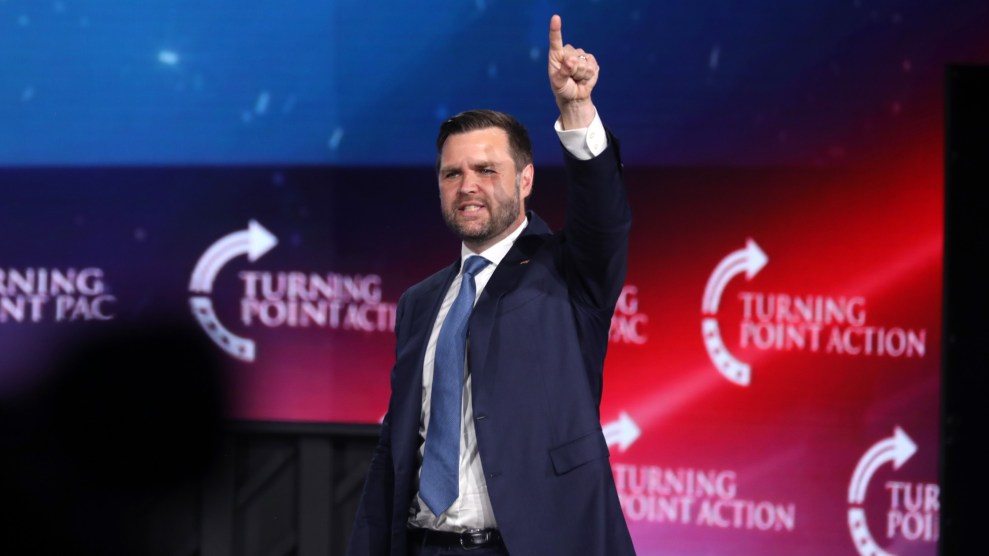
[519,163,534,200]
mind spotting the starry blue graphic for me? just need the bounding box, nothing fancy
[0,0,987,166]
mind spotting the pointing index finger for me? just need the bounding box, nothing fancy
[549,14,563,52]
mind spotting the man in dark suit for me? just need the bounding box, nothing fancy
[348,14,635,556]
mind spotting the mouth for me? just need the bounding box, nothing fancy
[458,202,486,216]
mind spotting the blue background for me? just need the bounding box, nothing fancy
[2,0,987,167]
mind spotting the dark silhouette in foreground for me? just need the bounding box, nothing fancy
[1,318,228,555]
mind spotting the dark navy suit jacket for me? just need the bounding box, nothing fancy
[348,133,636,556]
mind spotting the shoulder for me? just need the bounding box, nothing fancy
[399,263,456,304]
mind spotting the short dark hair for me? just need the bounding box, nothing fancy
[435,109,534,174]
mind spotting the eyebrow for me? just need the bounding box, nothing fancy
[439,160,502,175]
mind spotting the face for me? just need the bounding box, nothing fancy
[438,127,533,252]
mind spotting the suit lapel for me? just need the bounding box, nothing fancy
[468,213,551,397]
[391,262,459,461]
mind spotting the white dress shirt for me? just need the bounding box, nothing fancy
[410,113,607,532]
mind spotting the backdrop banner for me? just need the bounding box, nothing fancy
[0,162,940,555]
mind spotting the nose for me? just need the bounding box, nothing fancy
[458,173,479,194]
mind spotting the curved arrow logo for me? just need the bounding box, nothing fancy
[701,239,768,386]
[190,220,277,293]
[603,411,641,452]
[189,220,278,361]
[847,427,917,556]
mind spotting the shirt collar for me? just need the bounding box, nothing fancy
[459,217,528,270]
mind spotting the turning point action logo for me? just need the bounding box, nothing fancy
[848,427,938,555]
[701,239,767,385]
[189,220,277,361]
[189,220,397,362]
[701,238,928,386]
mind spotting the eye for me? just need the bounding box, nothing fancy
[443,170,461,179]
[480,168,496,175]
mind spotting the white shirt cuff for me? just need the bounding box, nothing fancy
[554,110,607,160]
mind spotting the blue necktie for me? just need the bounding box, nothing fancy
[420,255,490,516]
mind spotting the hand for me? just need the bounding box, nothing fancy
[548,14,598,129]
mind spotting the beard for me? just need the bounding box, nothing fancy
[442,176,522,245]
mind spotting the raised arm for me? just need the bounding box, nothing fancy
[548,14,599,130]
